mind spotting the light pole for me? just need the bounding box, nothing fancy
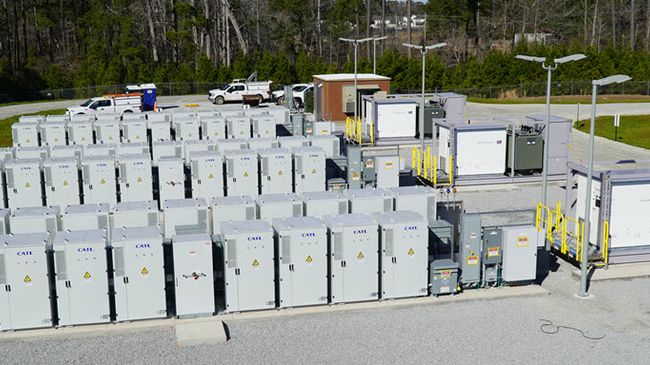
[340,37,373,129]
[515,54,586,240]
[579,74,631,298]
[372,36,388,74]
[402,42,447,151]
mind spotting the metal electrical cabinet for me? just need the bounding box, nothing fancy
[116,142,149,157]
[10,206,60,234]
[278,136,309,150]
[43,157,81,207]
[122,120,148,143]
[300,191,348,218]
[67,121,93,145]
[4,158,42,208]
[189,151,224,200]
[82,144,116,157]
[53,229,110,326]
[149,121,172,142]
[162,198,209,238]
[459,214,482,286]
[174,119,201,141]
[375,211,428,299]
[117,154,153,203]
[40,121,67,146]
[247,138,279,151]
[525,115,571,176]
[324,214,379,303]
[226,117,251,139]
[429,259,459,296]
[215,138,247,153]
[502,225,538,282]
[13,146,47,160]
[258,148,293,194]
[183,140,216,163]
[506,129,543,173]
[344,188,394,214]
[152,141,183,166]
[61,203,110,232]
[12,122,39,147]
[112,226,166,321]
[94,120,121,144]
[111,200,159,229]
[374,155,399,188]
[224,150,259,196]
[81,156,117,206]
[273,216,328,308]
[172,233,215,317]
[292,146,326,194]
[210,196,256,235]
[390,186,436,221]
[482,227,503,286]
[49,145,80,158]
[200,118,226,140]
[255,193,303,221]
[251,118,276,138]
[0,232,52,331]
[157,157,186,203]
[308,135,340,158]
[221,220,275,312]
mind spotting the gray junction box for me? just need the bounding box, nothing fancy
[61,203,110,232]
[10,206,60,234]
[273,216,328,308]
[53,229,110,326]
[221,220,275,312]
[389,186,436,221]
[224,149,259,196]
[157,157,186,203]
[172,233,215,317]
[0,232,52,330]
[111,200,159,229]
[374,211,428,299]
[292,146,326,194]
[40,121,67,146]
[502,225,538,282]
[189,151,224,200]
[111,226,166,321]
[162,198,209,238]
[459,214,482,286]
[323,214,380,303]
[300,190,348,218]
[210,195,256,235]
[81,155,117,207]
[344,188,394,214]
[43,157,81,207]
[255,193,303,221]
[117,154,153,203]
[4,158,42,208]
[258,148,293,194]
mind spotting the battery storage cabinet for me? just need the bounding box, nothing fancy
[344,188,394,214]
[389,186,437,221]
[42,156,81,207]
[111,200,159,229]
[210,195,256,235]
[162,198,209,239]
[172,233,215,317]
[4,158,42,209]
[117,154,153,203]
[61,203,110,232]
[53,229,110,326]
[224,149,259,196]
[189,150,224,200]
[300,190,349,218]
[292,146,326,194]
[10,206,60,234]
[221,220,275,313]
[0,232,52,331]
[255,193,303,222]
[323,214,380,304]
[80,155,117,207]
[273,216,328,308]
[111,226,167,321]
[257,148,293,194]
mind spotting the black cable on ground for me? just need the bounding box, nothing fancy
[539,319,606,340]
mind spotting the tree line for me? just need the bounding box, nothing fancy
[1,1,650,100]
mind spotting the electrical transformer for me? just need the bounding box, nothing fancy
[300,190,348,217]
[0,232,52,331]
[111,200,159,229]
[258,148,293,194]
[344,188,394,214]
[80,155,117,206]
[13,146,47,160]
[152,141,183,166]
[273,216,328,308]
[323,213,380,303]
[42,157,81,206]
[429,259,459,296]
[121,120,148,143]
[182,139,216,163]
[54,229,110,326]
[251,118,276,138]
[215,138,247,153]
[61,203,110,232]
[308,135,340,158]
[226,117,251,139]
[4,158,43,208]
[374,211,428,299]
[117,154,153,203]
[189,150,224,200]
[502,225,538,282]
[200,118,226,140]
[48,145,80,159]
[292,146,326,194]
[224,149,259,196]
[459,214,482,287]
[389,186,436,221]
[157,157,186,204]
[255,193,303,221]
[94,119,121,144]
[66,121,93,145]
[111,226,167,321]
[11,122,39,147]
[162,198,209,238]
[172,233,215,317]
[82,144,116,158]
[210,195,256,235]
[506,128,544,174]
[149,120,172,142]
[247,138,279,151]
[174,119,201,141]
[221,220,275,312]
[278,136,309,150]
[116,142,149,156]
[9,206,60,234]
[39,121,67,146]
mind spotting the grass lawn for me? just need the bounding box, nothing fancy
[469,94,650,104]
[574,114,650,149]
[0,109,67,147]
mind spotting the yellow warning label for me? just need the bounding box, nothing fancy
[25,182,31,188]
[351,172,361,181]
[24,275,31,284]
[109,136,113,140]
[136,176,143,183]
[100,178,106,184]
[357,251,365,260]
[208,173,214,179]
[141,267,149,275]
[407,248,415,256]
[243,172,249,177]
[135,135,140,140]
[311,168,317,174]
[516,236,529,247]
[384,162,394,170]
[83,271,92,279]
[467,255,479,265]
[252,259,260,268]
[63,180,69,187]
[55,138,59,142]
[306,255,313,264]
[278,170,283,176]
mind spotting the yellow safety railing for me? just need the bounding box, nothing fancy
[410,147,453,187]
[345,117,373,145]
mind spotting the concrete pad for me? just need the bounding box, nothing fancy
[572,262,650,282]
[175,320,228,347]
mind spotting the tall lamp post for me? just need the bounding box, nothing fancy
[372,36,388,74]
[402,42,447,151]
[579,74,631,298]
[340,37,373,129]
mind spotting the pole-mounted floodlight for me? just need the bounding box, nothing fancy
[593,74,632,86]
[339,37,374,131]
[515,55,546,63]
[554,54,587,64]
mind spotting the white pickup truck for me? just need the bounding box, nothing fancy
[208,80,273,105]
[67,94,143,115]
[272,83,314,106]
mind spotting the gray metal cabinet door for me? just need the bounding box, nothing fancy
[4,247,51,329]
[64,243,110,325]
[343,227,379,303]
[173,241,214,316]
[391,224,428,299]
[232,158,258,196]
[277,235,293,307]
[236,237,275,311]
[503,226,538,282]
[224,238,240,312]
[380,228,396,299]
[289,232,327,306]
[329,230,345,303]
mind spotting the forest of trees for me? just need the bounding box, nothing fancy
[2,0,650,100]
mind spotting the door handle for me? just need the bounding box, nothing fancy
[5,284,10,292]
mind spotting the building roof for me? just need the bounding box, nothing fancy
[313,73,391,82]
